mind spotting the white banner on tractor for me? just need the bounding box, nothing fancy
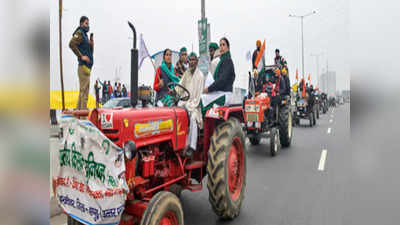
[53,116,128,225]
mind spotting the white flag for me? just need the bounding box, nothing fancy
[138,34,151,69]
[246,50,252,61]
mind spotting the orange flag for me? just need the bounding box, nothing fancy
[296,69,299,80]
[254,40,266,69]
[301,78,306,98]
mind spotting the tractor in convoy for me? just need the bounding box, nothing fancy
[244,66,293,156]
[293,84,317,127]
[64,22,247,225]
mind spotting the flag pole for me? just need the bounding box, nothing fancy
[59,0,65,111]
[149,57,157,72]
[139,33,157,72]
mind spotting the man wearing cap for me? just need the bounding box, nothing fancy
[175,47,188,78]
[177,52,205,157]
[252,40,262,70]
[208,42,221,76]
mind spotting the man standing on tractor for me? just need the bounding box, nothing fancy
[69,16,94,110]
[252,40,262,70]
[175,47,188,78]
[177,52,205,157]
[202,37,236,114]
[274,49,290,97]
[274,49,287,70]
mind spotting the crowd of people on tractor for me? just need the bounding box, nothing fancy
[152,37,235,157]
[150,38,296,156]
[250,40,291,109]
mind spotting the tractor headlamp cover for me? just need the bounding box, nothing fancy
[124,140,137,160]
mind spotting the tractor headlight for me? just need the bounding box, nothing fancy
[245,104,256,112]
[123,140,137,160]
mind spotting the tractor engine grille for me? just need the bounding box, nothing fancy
[247,113,259,122]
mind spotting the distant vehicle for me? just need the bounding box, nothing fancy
[102,97,142,109]
[338,97,344,105]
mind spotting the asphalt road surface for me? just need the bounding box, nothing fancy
[53,103,383,225]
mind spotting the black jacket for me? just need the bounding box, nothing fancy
[279,75,291,96]
[252,49,259,70]
[208,54,235,92]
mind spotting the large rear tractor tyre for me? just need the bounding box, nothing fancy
[207,118,247,220]
[278,105,293,147]
[140,191,184,225]
[67,216,83,225]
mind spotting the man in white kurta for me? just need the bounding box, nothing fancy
[177,52,205,157]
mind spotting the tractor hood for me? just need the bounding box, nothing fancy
[89,107,189,150]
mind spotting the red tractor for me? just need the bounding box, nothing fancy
[66,22,247,225]
[244,66,293,156]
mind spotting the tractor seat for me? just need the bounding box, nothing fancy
[185,161,206,170]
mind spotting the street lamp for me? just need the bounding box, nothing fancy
[289,10,317,80]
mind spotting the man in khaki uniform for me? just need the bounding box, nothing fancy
[69,16,94,110]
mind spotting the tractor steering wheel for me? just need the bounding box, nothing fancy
[167,82,190,105]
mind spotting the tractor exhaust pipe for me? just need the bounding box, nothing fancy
[128,21,138,107]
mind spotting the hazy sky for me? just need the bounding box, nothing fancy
[50,0,349,94]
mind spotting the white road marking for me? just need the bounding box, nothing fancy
[318,149,328,171]
[327,127,331,134]
[329,119,333,123]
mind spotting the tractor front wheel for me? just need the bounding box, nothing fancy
[207,118,247,220]
[270,128,281,156]
[140,191,184,225]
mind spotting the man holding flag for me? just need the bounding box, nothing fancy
[252,40,266,94]
[252,40,266,77]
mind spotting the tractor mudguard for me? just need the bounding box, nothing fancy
[205,105,244,122]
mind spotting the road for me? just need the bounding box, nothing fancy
[51,103,360,225]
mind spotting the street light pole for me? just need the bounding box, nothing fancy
[289,10,317,80]
[301,17,304,81]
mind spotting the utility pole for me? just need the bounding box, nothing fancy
[198,0,210,75]
[310,52,323,87]
[289,10,317,80]
[201,0,205,19]
[59,0,65,111]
